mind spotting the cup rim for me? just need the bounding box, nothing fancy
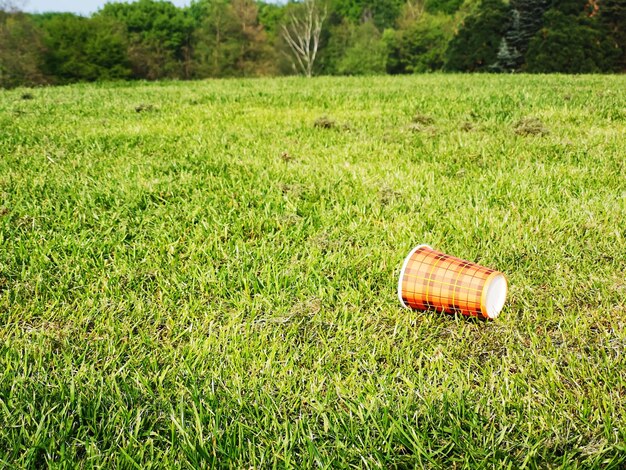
[397,244,432,308]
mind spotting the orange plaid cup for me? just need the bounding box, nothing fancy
[398,245,507,319]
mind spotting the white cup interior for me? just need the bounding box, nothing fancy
[485,274,507,319]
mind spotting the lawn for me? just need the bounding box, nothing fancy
[1,74,625,468]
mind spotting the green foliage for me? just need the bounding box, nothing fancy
[1,75,626,466]
[99,0,195,79]
[332,0,405,29]
[317,18,351,75]
[1,0,623,86]
[495,0,550,71]
[193,0,273,77]
[525,7,620,73]
[386,12,454,73]
[445,0,509,71]
[192,0,246,77]
[39,13,131,83]
[321,17,386,75]
[598,0,626,71]
[0,11,47,88]
[257,1,285,37]
[337,21,386,74]
[425,0,464,14]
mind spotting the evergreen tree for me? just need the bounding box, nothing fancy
[525,2,619,72]
[495,0,550,71]
[598,0,626,71]
[493,11,521,71]
[3,0,622,86]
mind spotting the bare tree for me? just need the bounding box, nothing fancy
[0,1,25,13]
[281,0,326,77]
[397,0,425,29]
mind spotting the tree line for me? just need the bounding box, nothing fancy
[1,0,624,88]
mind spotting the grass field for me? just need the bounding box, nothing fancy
[1,74,626,468]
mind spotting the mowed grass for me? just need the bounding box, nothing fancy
[1,74,625,468]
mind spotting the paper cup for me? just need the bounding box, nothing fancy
[398,245,507,319]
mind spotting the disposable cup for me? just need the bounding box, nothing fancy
[398,245,507,319]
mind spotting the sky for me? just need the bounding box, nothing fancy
[23,0,192,16]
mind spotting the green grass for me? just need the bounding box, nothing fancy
[1,74,625,468]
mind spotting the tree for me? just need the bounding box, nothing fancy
[525,4,619,72]
[192,0,241,77]
[281,0,327,77]
[39,13,131,82]
[493,11,522,71]
[598,0,626,71]
[231,0,274,75]
[192,0,273,77]
[99,0,195,79]
[425,0,464,14]
[331,0,404,29]
[0,6,47,87]
[494,0,550,71]
[337,20,386,74]
[318,16,386,75]
[0,0,19,12]
[314,16,350,74]
[386,11,454,73]
[445,0,509,72]
[395,0,426,29]
[257,1,286,38]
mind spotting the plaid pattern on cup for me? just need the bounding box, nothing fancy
[398,245,507,319]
